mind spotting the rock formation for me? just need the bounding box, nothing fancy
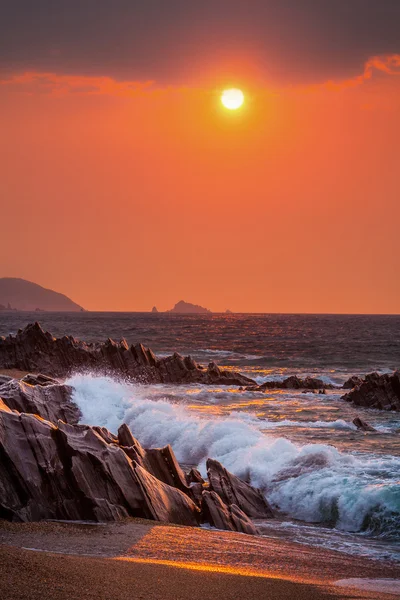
[342,375,363,389]
[252,376,336,391]
[0,376,271,534]
[0,374,80,424]
[353,417,377,432]
[151,306,158,313]
[202,491,258,535]
[206,458,273,519]
[168,300,211,314]
[0,406,199,524]
[342,371,400,411]
[0,322,254,386]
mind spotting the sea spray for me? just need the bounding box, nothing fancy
[68,373,400,539]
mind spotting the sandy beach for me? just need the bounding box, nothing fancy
[1,520,399,600]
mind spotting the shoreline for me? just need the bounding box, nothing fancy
[1,520,399,599]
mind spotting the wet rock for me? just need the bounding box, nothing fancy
[255,376,335,391]
[0,406,199,525]
[342,371,400,411]
[343,375,364,389]
[206,458,273,519]
[117,424,191,494]
[21,373,59,387]
[187,468,205,484]
[0,322,254,386]
[202,490,258,535]
[353,417,377,432]
[0,376,80,424]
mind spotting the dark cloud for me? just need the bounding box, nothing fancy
[1,0,399,84]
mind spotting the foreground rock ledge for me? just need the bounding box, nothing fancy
[0,322,255,386]
[0,388,272,534]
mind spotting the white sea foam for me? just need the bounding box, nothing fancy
[68,374,400,540]
[334,578,400,595]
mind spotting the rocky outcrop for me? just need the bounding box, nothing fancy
[202,490,258,535]
[0,375,80,424]
[342,371,400,411]
[343,375,363,389]
[206,458,273,519]
[168,300,211,314]
[0,388,271,533]
[0,323,254,386]
[0,406,199,525]
[252,376,335,392]
[353,417,377,432]
[117,424,191,495]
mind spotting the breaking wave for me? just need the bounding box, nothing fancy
[68,374,400,540]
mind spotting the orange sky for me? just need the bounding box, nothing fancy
[1,58,399,313]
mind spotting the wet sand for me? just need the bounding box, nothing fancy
[1,520,399,600]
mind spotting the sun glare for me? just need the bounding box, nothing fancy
[221,88,245,110]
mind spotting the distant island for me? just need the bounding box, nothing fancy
[0,278,85,312]
[167,300,212,314]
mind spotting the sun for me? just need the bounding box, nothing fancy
[221,88,245,110]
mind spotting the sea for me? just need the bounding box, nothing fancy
[1,312,399,563]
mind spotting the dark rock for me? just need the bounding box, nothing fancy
[0,376,80,424]
[151,306,158,313]
[342,371,400,411]
[343,376,363,389]
[353,417,377,432]
[0,323,255,386]
[21,373,59,387]
[206,458,273,519]
[0,405,199,525]
[202,490,258,535]
[168,300,211,314]
[255,376,335,391]
[187,468,205,484]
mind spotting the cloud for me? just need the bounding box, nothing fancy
[2,54,400,98]
[0,71,154,97]
[319,54,400,91]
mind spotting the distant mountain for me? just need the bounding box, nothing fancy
[168,300,212,314]
[0,278,85,312]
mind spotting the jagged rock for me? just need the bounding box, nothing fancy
[353,417,377,432]
[343,376,363,389]
[0,376,80,424]
[202,490,258,535]
[255,376,335,391]
[21,373,61,387]
[342,371,400,411]
[117,424,190,495]
[0,406,199,525]
[206,458,273,519]
[187,468,205,484]
[0,323,254,386]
